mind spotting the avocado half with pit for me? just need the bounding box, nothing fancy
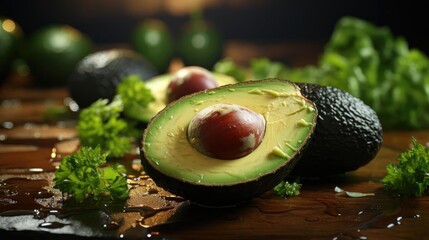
[140,79,317,207]
[126,72,237,123]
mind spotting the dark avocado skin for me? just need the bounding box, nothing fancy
[290,83,383,178]
[67,49,157,108]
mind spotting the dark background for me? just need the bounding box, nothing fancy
[1,0,428,55]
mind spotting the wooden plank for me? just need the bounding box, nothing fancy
[1,84,428,239]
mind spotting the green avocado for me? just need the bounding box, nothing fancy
[289,83,383,178]
[131,18,174,74]
[125,72,237,123]
[177,13,223,69]
[67,48,158,109]
[0,16,24,84]
[140,79,318,207]
[25,24,93,87]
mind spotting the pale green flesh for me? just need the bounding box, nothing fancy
[129,73,237,122]
[143,80,317,185]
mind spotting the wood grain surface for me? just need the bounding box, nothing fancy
[0,76,428,240]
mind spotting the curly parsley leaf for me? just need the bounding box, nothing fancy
[116,74,156,123]
[213,17,429,129]
[53,146,129,202]
[117,75,155,110]
[273,180,302,198]
[381,138,429,197]
[77,96,138,158]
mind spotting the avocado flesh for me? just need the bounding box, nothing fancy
[126,72,237,123]
[289,83,383,177]
[141,79,317,206]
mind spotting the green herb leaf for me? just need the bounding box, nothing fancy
[116,74,157,122]
[316,17,429,129]
[77,97,138,158]
[381,138,429,197]
[214,16,429,129]
[273,180,302,198]
[213,58,247,82]
[250,57,288,80]
[53,146,129,202]
[117,75,155,110]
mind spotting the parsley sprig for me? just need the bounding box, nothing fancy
[77,96,137,158]
[381,138,429,197]
[273,180,302,198]
[53,146,129,202]
[117,75,155,111]
[77,75,154,158]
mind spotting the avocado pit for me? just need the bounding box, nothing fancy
[167,66,218,103]
[187,103,266,160]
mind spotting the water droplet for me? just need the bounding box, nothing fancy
[124,205,173,218]
[148,187,159,194]
[0,198,18,205]
[102,220,121,230]
[324,202,341,216]
[39,221,69,229]
[1,99,20,108]
[305,216,320,222]
[35,190,53,199]
[0,182,20,196]
[2,121,14,129]
[386,223,395,228]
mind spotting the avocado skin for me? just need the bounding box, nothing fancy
[290,83,383,177]
[67,49,157,108]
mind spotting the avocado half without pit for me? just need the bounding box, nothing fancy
[140,79,318,207]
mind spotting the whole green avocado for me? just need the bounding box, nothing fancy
[290,83,383,178]
[25,25,93,87]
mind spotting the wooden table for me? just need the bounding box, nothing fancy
[0,76,428,240]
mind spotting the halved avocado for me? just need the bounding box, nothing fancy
[125,72,237,123]
[140,79,317,207]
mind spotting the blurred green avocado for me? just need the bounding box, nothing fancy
[67,48,158,109]
[0,16,24,84]
[25,24,93,87]
[131,18,174,74]
[177,11,223,69]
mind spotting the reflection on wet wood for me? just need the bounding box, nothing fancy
[1,82,429,239]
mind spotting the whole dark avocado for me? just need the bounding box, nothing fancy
[67,48,158,108]
[289,83,383,178]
